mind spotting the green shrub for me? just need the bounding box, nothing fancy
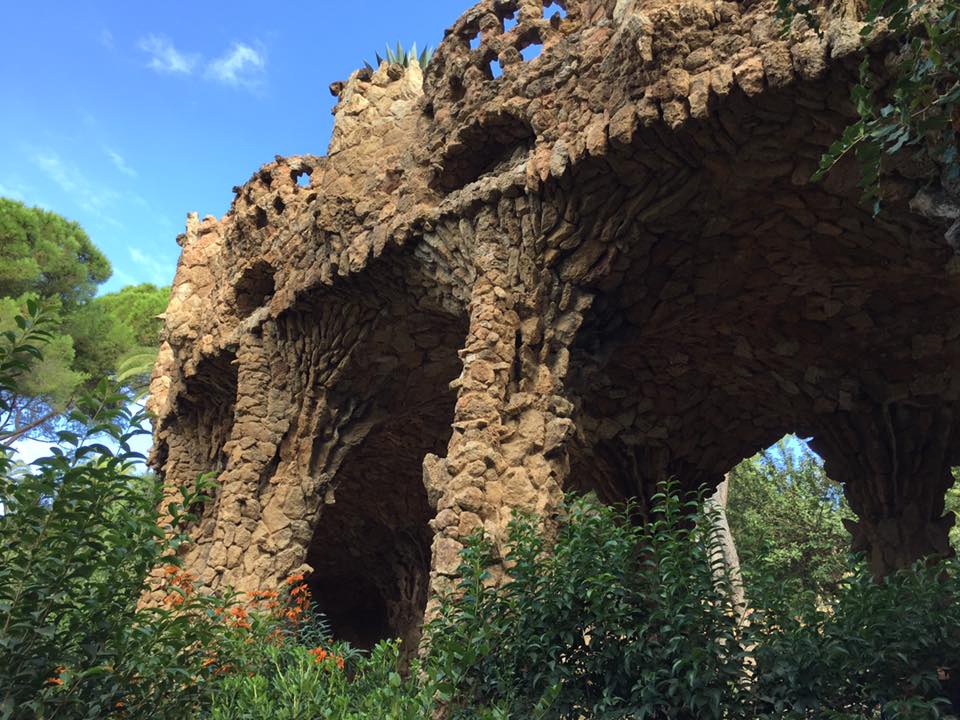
[426,489,751,719]
[751,559,960,719]
[208,637,432,720]
[425,491,960,719]
[0,304,226,719]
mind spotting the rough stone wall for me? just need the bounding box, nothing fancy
[150,0,960,648]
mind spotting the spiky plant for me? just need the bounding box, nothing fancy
[364,42,433,71]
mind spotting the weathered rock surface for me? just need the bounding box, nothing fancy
[149,0,960,649]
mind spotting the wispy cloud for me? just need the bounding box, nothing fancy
[0,182,26,203]
[99,28,114,49]
[139,34,198,75]
[137,34,266,90]
[129,247,175,285]
[205,42,266,88]
[31,149,122,226]
[104,148,137,178]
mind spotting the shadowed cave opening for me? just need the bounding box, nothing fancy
[303,307,467,654]
[158,350,238,480]
[234,260,276,316]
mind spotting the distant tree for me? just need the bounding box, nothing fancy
[726,437,855,602]
[0,199,169,439]
[0,198,110,305]
[93,283,168,349]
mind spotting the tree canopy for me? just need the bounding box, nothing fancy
[0,198,111,307]
[726,437,854,601]
[0,198,169,438]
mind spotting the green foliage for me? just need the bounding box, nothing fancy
[426,490,960,719]
[426,488,751,719]
[0,304,226,719]
[751,560,960,718]
[364,42,433,71]
[0,296,85,426]
[93,283,169,350]
[779,0,959,212]
[726,437,855,601]
[209,638,432,720]
[0,199,170,435]
[0,199,110,308]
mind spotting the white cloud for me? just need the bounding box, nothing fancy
[129,247,175,286]
[31,149,122,226]
[139,34,198,75]
[205,42,266,88]
[0,182,25,202]
[105,148,137,178]
[99,28,114,49]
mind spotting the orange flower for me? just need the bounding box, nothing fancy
[308,646,328,664]
[335,655,345,670]
[46,677,64,686]
[115,701,125,709]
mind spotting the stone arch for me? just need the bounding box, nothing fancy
[301,295,468,652]
[233,260,276,316]
[232,256,471,653]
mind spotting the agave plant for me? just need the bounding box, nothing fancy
[364,42,433,71]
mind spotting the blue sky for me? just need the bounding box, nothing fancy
[0,1,466,293]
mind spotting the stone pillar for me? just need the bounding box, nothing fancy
[811,402,958,577]
[423,206,592,597]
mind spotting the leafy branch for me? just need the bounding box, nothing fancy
[781,0,960,213]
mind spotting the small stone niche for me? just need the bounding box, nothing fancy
[234,260,276,316]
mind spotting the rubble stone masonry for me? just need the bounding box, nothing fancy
[148,0,960,650]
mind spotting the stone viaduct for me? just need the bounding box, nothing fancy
[148,0,960,651]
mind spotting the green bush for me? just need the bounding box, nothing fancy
[0,303,228,719]
[426,492,960,719]
[426,489,750,719]
[751,561,960,719]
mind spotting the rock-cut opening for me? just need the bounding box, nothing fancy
[304,414,437,653]
[304,403,455,655]
[154,349,239,499]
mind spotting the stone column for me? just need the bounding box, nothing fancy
[811,402,958,577]
[423,205,592,597]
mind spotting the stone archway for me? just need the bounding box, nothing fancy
[301,305,466,652]
[249,268,471,654]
